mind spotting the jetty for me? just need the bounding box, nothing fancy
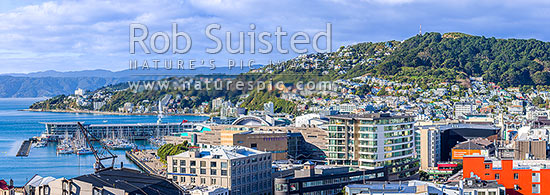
[16,140,31,157]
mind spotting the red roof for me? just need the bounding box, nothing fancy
[0,179,13,190]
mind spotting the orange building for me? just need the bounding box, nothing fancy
[463,155,550,195]
[452,149,484,160]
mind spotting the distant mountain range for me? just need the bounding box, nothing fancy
[0,67,252,98]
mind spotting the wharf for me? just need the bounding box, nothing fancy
[16,140,31,157]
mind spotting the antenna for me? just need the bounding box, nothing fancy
[157,99,164,124]
[77,122,117,172]
[419,24,422,35]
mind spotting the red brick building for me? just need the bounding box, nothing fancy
[463,155,550,195]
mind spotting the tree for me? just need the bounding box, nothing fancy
[533,96,545,108]
[532,71,550,85]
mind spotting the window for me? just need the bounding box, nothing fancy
[211,178,216,185]
[514,173,519,180]
[180,160,186,166]
[190,160,196,166]
[211,162,217,167]
[251,143,257,148]
[495,173,500,180]
[180,167,186,173]
[485,164,490,169]
[514,185,520,190]
[191,177,196,183]
[221,170,228,176]
[478,192,485,195]
[211,169,217,175]
[533,184,540,194]
[190,168,196,174]
[221,162,228,168]
[289,182,299,191]
[92,187,101,195]
[533,173,540,182]
[275,184,288,192]
[488,192,496,195]
[201,178,206,184]
[200,169,206,174]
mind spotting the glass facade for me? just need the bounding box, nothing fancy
[327,114,417,175]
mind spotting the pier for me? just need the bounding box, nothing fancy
[16,140,31,157]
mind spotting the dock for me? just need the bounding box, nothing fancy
[16,140,31,157]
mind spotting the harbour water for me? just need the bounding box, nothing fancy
[0,98,207,185]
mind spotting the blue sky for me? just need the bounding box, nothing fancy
[1,0,549,74]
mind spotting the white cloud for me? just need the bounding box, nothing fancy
[0,0,549,73]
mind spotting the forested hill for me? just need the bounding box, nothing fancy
[253,32,550,88]
[381,32,550,86]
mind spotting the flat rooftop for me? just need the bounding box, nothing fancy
[328,113,412,120]
[171,145,268,160]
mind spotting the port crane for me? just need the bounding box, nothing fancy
[77,122,117,172]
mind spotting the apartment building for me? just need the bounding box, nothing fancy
[326,113,418,180]
[416,126,441,170]
[454,102,475,118]
[167,145,272,195]
[463,155,550,195]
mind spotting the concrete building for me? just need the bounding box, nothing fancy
[294,113,328,128]
[264,101,274,115]
[24,175,69,195]
[167,145,272,195]
[462,178,505,195]
[74,88,84,96]
[338,103,357,113]
[454,102,475,118]
[326,113,418,180]
[211,97,225,111]
[92,101,106,111]
[220,130,288,160]
[274,162,387,195]
[416,126,441,170]
[344,181,460,195]
[515,140,547,160]
[190,186,229,195]
[451,138,494,160]
[169,125,328,161]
